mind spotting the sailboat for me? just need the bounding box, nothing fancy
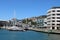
[7,9,24,31]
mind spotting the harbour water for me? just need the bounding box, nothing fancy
[48,34,60,40]
[0,29,60,40]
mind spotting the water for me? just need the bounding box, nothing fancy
[0,29,60,40]
[48,34,60,40]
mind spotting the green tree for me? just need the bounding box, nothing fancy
[22,19,26,23]
[31,22,37,25]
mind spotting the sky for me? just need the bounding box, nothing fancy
[0,0,60,20]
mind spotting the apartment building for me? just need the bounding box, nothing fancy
[47,7,60,30]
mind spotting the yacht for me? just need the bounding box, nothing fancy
[7,10,25,31]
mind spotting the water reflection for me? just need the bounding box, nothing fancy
[48,34,60,40]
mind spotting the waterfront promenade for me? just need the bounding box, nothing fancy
[29,27,60,34]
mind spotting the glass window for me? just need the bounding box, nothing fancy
[52,20,55,22]
[48,15,50,16]
[47,18,50,19]
[57,24,60,25]
[52,10,55,12]
[52,24,55,25]
[52,17,55,19]
[57,14,60,15]
[57,17,60,19]
[45,22,47,24]
[57,20,60,22]
[52,14,55,15]
[57,10,60,12]
[47,21,50,22]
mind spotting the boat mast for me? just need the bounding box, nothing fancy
[13,9,16,26]
[14,9,16,19]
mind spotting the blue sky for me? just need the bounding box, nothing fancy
[0,0,60,20]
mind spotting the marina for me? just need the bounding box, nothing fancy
[0,0,60,40]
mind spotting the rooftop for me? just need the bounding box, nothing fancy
[51,7,60,9]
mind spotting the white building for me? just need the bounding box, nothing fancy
[47,7,60,30]
[36,15,47,27]
[44,18,47,27]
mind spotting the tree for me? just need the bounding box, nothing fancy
[22,19,26,23]
[31,22,37,25]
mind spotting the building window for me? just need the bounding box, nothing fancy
[40,20,43,22]
[52,17,55,19]
[57,10,60,12]
[47,21,50,22]
[47,18,50,20]
[57,24,60,25]
[57,17,60,19]
[45,22,47,24]
[52,20,55,22]
[52,14,55,16]
[47,24,50,25]
[52,10,55,12]
[57,14,60,15]
[52,27,55,29]
[57,20,60,22]
[52,24,55,25]
[47,15,50,16]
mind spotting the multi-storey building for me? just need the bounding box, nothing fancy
[47,7,60,30]
[25,15,47,28]
[37,15,47,27]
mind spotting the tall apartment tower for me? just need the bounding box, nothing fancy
[47,7,60,30]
